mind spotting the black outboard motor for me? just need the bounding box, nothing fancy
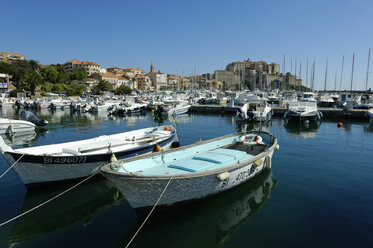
[155,105,165,116]
[20,110,48,126]
[247,109,255,121]
[14,100,23,109]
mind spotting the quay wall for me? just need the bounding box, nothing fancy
[191,105,370,120]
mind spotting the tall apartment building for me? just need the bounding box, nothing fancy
[63,59,101,76]
[0,52,26,63]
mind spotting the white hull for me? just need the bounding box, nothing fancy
[101,131,278,211]
[0,119,36,134]
[106,151,273,210]
[168,105,191,115]
[0,126,178,186]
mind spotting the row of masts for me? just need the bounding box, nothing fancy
[285,48,371,92]
[177,49,371,92]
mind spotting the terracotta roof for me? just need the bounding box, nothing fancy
[65,59,99,66]
[66,59,78,63]
[125,67,144,71]
[1,52,25,57]
[118,76,129,80]
[108,66,122,69]
[100,72,117,78]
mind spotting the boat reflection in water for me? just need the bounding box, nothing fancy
[0,128,47,147]
[236,119,272,133]
[153,112,194,125]
[7,177,123,247]
[363,122,373,133]
[119,169,277,248]
[284,119,322,139]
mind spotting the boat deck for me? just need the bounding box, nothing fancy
[118,136,256,176]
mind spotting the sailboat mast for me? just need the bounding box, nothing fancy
[334,71,337,91]
[324,58,328,91]
[366,48,371,90]
[306,58,309,88]
[351,53,355,91]
[339,55,344,91]
[299,60,302,91]
[283,54,286,90]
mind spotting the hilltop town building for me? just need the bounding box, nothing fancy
[63,59,101,76]
[147,61,167,90]
[0,52,26,63]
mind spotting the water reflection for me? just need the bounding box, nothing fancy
[284,119,322,139]
[236,119,272,133]
[363,122,373,133]
[119,170,277,248]
[0,129,48,147]
[7,177,122,247]
[153,113,194,126]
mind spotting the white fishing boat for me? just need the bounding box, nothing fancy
[155,101,191,116]
[0,125,179,187]
[101,130,278,212]
[0,118,36,134]
[284,101,322,121]
[236,100,272,122]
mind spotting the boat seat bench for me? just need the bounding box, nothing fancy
[168,148,249,172]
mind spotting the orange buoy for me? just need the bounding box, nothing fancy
[337,122,343,128]
[153,144,162,152]
[164,126,170,131]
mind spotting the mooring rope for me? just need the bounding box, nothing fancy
[0,154,25,179]
[125,176,173,248]
[0,170,99,227]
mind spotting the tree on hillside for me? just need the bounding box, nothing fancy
[114,85,132,95]
[66,82,86,96]
[93,80,112,94]
[0,62,11,74]
[69,68,87,81]
[41,65,59,84]
[23,72,44,95]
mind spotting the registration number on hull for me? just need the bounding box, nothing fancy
[43,156,87,164]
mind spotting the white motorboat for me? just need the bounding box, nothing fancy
[284,101,322,121]
[101,130,278,212]
[279,91,298,108]
[300,92,317,102]
[318,95,335,107]
[155,101,191,116]
[0,118,36,134]
[0,125,179,186]
[267,91,279,103]
[237,100,272,122]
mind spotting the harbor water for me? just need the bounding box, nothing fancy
[0,108,373,248]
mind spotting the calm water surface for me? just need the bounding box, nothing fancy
[0,108,372,248]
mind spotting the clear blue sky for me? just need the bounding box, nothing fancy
[2,0,373,90]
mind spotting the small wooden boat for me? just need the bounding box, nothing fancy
[0,125,179,187]
[101,130,278,212]
[0,118,36,134]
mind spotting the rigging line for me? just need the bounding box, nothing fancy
[125,177,173,248]
[0,154,25,179]
[0,170,99,227]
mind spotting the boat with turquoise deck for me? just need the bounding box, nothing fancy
[101,130,278,212]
